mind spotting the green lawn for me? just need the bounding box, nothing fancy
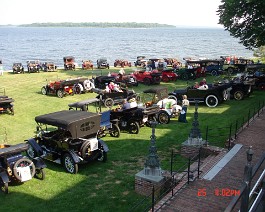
[0,68,264,211]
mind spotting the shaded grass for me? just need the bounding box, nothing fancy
[1,68,265,211]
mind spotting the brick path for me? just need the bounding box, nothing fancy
[155,110,265,212]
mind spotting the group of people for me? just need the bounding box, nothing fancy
[193,78,208,90]
[105,81,123,93]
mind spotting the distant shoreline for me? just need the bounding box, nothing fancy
[10,22,176,28]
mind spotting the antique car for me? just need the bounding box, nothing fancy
[216,75,255,100]
[184,59,223,76]
[63,56,76,70]
[0,143,46,194]
[220,56,254,74]
[93,76,116,89]
[68,98,120,138]
[134,56,147,67]
[0,89,14,115]
[114,59,131,67]
[27,60,41,73]
[26,110,109,174]
[176,68,197,81]
[142,87,181,124]
[92,87,139,108]
[147,58,165,71]
[42,61,57,72]
[12,63,24,74]
[110,72,138,87]
[168,83,232,107]
[82,60,94,70]
[41,78,79,98]
[97,58,109,69]
[161,69,178,82]
[132,69,162,85]
[246,64,265,90]
[164,58,182,67]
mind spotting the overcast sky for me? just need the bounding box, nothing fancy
[1,0,223,27]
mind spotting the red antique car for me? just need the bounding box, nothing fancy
[161,69,178,82]
[82,60,93,70]
[114,59,131,68]
[132,69,162,85]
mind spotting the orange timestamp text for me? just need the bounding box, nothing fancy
[197,188,240,197]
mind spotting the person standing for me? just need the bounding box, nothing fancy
[178,95,189,123]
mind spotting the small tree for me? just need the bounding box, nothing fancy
[217,0,265,50]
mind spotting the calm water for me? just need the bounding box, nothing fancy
[0,27,254,70]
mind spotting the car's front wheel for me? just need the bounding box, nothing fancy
[110,124,120,137]
[57,89,64,98]
[35,169,46,180]
[104,98,114,108]
[157,111,170,124]
[211,70,218,76]
[233,90,244,100]
[62,153,78,174]
[143,78,151,85]
[0,180,8,194]
[205,95,219,107]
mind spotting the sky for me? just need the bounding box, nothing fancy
[1,0,223,28]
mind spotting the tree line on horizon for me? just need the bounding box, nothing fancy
[18,22,175,28]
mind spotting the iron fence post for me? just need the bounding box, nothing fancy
[242,117,244,131]
[248,109,250,126]
[152,186,155,212]
[258,102,260,117]
[240,147,253,212]
[170,149,173,176]
[253,107,255,121]
[235,120,238,139]
[228,123,232,150]
[205,126,209,145]
[197,148,201,178]
[188,157,191,184]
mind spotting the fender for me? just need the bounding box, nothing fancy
[0,170,10,183]
[26,138,43,156]
[65,149,81,164]
[32,157,47,169]
[98,139,109,152]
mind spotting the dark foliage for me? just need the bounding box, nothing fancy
[217,0,265,49]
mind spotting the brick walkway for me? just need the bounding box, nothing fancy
[155,110,265,212]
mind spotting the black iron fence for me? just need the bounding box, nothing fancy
[204,101,265,150]
[129,148,202,212]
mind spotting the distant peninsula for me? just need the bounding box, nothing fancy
[18,22,175,28]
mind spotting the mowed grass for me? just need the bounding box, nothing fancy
[0,68,265,211]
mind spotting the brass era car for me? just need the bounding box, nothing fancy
[12,63,24,74]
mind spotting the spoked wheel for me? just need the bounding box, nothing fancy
[13,158,36,181]
[35,169,46,180]
[128,121,140,134]
[57,89,64,98]
[104,98,114,108]
[157,111,170,124]
[0,180,8,194]
[41,86,47,95]
[233,90,244,100]
[97,145,107,162]
[181,73,188,81]
[211,70,218,76]
[162,76,169,82]
[109,124,120,137]
[62,153,78,174]
[205,95,219,107]
[143,78,151,86]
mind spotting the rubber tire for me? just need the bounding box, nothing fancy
[0,180,8,194]
[57,89,64,98]
[26,144,37,159]
[81,140,92,159]
[227,67,234,75]
[233,90,244,100]
[205,95,219,107]
[13,158,36,181]
[128,121,140,134]
[143,78,151,86]
[110,124,120,137]
[104,98,114,108]
[157,111,170,124]
[211,70,218,76]
[35,169,45,180]
[168,95,177,101]
[162,76,169,82]
[97,147,107,162]
[41,86,47,95]
[74,84,82,94]
[181,73,188,81]
[62,153,78,174]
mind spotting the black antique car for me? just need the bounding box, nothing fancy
[246,64,265,90]
[0,143,46,194]
[12,63,24,74]
[97,58,109,69]
[168,83,232,107]
[0,90,14,115]
[26,110,109,174]
[68,98,120,138]
[93,76,116,89]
